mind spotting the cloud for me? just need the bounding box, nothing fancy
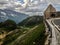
[0,0,60,12]
[0,0,23,9]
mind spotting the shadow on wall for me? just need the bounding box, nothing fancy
[51,13,56,17]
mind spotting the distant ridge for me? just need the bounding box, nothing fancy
[0,9,29,23]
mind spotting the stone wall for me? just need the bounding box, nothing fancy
[44,4,56,19]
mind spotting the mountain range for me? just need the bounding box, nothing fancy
[0,9,29,23]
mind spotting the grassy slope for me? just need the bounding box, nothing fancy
[2,16,46,45]
[14,23,45,45]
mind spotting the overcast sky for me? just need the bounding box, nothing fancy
[0,0,60,12]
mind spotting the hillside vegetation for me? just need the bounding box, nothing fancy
[18,16,43,27]
[13,23,46,45]
[1,16,46,45]
[0,19,17,31]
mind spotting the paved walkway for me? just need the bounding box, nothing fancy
[51,18,60,45]
[44,22,49,45]
[46,19,58,45]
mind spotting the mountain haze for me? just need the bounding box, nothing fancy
[0,9,29,23]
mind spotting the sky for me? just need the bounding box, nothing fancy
[0,0,60,12]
